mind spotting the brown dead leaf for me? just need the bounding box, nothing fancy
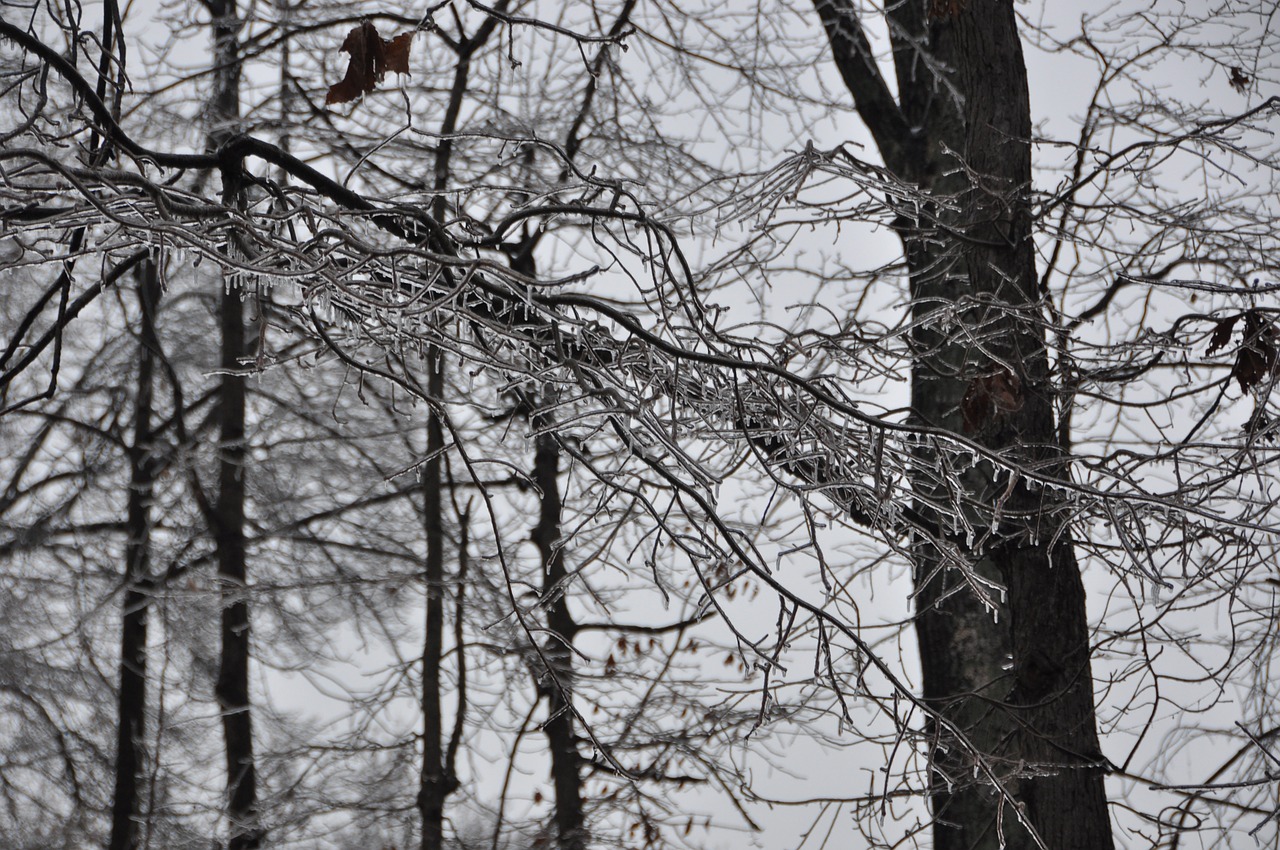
[1229,66,1252,94]
[962,368,1023,433]
[1207,314,1240,354]
[1233,346,1269,392]
[1233,310,1278,392]
[325,21,414,106]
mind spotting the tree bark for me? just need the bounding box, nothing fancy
[816,1,1113,847]
[108,257,160,850]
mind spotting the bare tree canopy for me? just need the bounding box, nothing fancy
[2,1,1280,848]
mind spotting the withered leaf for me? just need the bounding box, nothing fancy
[325,21,414,106]
[1234,346,1269,392]
[928,0,967,20]
[1207,314,1240,354]
[1229,66,1252,94]
[1244,407,1278,442]
[1232,310,1278,392]
[961,368,1023,434]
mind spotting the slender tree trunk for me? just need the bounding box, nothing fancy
[532,417,586,850]
[416,18,510,844]
[418,343,452,850]
[816,1,1113,847]
[206,2,261,846]
[108,257,160,850]
[508,228,586,848]
[214,263,261,850]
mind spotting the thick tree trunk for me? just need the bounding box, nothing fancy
[108,257,160,850]
[886,5,1027,846]
[922,7,1112,848]
[816,1,1113,847]
[532,420,586,850]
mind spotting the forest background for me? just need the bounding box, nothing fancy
[2,1,1280,849]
